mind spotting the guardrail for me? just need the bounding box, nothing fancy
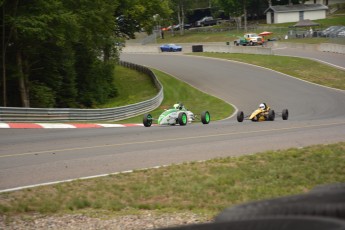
[0,61,163,122]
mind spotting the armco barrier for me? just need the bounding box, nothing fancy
[272,42,345,54]
[122,42,273,55]
[0,61,163,122]
[123,42,345,55]
[203,44,273,55]
[319,43,345,54]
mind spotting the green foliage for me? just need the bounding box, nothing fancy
[29,82,55,108]
[1,0,175,108]
[1,0,119,108]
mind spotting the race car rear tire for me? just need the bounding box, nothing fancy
[282,109,289,120]
[268,110,275,121]
[143,114,153,127]
[201,111,211,124]
[178,112,187,126]
[237,111,244,122]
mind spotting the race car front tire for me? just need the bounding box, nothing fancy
[143,114,153,127]
[201,111,211,124]
[178,112,187,126]
[237,111,244,122]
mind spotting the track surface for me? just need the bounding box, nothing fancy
[1,50,345,191]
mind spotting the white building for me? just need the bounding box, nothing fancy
[264,4,328,24]
[304,0,345,5]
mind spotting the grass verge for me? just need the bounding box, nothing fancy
[189,53,345,90]
[1,142,344,218]
[96,65,158,108]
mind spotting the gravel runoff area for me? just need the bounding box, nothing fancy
[0,211,210,230]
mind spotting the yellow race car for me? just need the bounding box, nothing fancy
[237,103,288,122]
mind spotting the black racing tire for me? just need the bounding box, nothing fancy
[201,111,211,124]
[215,187,345,222]
[249,41,253,46]
[143,114,153,127]
[282,109,289,120]
[268,110,275,121]
[310,183,345,194]
[159,216,345,230]
[178,112,187,126]
[237,111,244,122]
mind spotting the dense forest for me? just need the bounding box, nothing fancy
[0,0,172,108]
[0,0,299,108]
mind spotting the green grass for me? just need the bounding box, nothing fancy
[189,53,345,90]
[1,142,344,218]
[96,65,159,108]
[118,69,233,124]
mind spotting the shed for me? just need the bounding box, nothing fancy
[264,4,328,24]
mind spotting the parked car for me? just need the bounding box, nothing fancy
[196,16,218,27]
[160,44,182,52]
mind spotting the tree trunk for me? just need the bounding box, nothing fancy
[177,2,182,36]
[14,28,30,107]
[180,2,185,36]
[243,0,247,32]
[16,50,30,107]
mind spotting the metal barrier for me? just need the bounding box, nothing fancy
[0,61,163,122]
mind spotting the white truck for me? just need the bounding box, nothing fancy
[234,33,264,46]
[244,33,264,46]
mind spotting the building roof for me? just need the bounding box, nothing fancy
[293,19,320,27]
[264,4,328,14]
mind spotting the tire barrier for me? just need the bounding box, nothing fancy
[192,45,203,52]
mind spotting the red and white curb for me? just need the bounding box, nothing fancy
[0,123,144,129]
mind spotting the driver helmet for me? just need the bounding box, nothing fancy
[259,103,266,110]
[174,102,184,110]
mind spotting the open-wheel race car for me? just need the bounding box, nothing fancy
[143,103,210,127]
[237,103,288,122]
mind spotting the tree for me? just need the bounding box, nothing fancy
[170,0,196,36]
[217,0,249,31]
[0,0,174,108]
[1,0,121,108]
[114,0,172,38]
[1,0,81,107]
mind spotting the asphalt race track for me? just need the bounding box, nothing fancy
[0,50,345,191]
